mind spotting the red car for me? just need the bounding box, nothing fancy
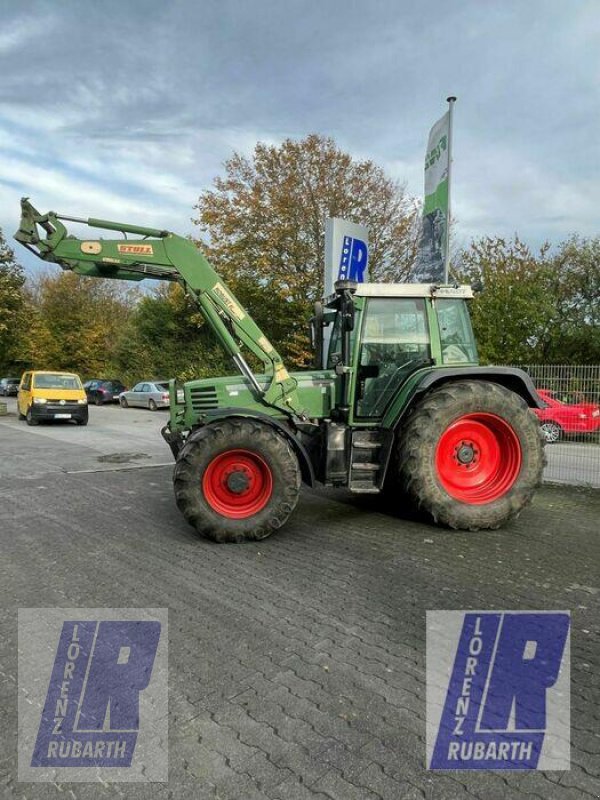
[534,388,600,443]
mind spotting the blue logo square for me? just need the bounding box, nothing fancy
[18,608,168,782]
[427,611,570,770]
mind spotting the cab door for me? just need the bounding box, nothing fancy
[18,372,32,416]
[354,298,432,418]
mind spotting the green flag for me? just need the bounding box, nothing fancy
[412,111,450,282]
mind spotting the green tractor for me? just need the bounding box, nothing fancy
[15,199,545,542]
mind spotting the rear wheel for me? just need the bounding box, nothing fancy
[149,399,157,411]
[391,381,545,530]
[94,396,103,406]
[540,420,561,444]
[174,418,301,542]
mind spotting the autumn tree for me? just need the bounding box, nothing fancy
[0,228,28,374]
[194,134,420,366]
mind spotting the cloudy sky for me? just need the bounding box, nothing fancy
[1,0,598,273]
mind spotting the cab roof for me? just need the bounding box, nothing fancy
[324,283,473,304]
[355,283,473,298]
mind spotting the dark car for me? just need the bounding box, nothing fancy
[0,377,20,396]
[85,379,127,405]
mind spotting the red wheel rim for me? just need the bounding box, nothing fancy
[202,449,273,519]
[435,413,522,504]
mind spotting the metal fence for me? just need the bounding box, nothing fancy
[506,364,600,487]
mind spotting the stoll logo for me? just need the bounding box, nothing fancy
[19,609,168,782]
[427,611,570,770]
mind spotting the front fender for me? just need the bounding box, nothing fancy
[191,408,316,487]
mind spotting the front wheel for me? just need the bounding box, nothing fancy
[391,381,545,530]
[173,418,301,542]
[120,397,129,408]
[26,407,39,426]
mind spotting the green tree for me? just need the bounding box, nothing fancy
[543,236,600,363]
[0,228,28,373]
[453,237,554,363]
[194,134,420,366]
[25,271,135,377]
[113,283,229,384]
[455,235,600,364]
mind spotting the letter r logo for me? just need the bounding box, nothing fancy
[77,621,161,732]
[337,235,368,283]
[479,613,569,732]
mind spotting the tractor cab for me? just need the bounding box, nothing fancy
[312,282,478,422]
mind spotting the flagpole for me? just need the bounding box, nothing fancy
[445,96,456,284]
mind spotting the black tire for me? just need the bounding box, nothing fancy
[94,395,103,406]
[77,418,88,426]
[149,399,157,411]
[390,381,545,531]
[120,397,129,408]
[174,418,301,543]
[539,420,561,444]
[26,407,39,426]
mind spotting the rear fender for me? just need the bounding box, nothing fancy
[382,366,544,431]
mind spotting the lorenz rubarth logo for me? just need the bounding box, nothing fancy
[427,611,570,770]
[19,608,168,782]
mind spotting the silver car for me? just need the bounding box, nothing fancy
[119,381,170,411]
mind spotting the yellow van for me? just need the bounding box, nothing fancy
[17,371,88,426]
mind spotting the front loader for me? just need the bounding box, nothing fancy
[15,199,545,542]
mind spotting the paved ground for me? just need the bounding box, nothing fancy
[1,397,598,486]
[0,403,599,799]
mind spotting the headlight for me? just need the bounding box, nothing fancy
[77,398,88,405]
[33,398,48,405]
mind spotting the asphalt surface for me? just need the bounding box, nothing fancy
[0,402,599,799]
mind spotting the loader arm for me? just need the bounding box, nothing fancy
[15,198,303,417]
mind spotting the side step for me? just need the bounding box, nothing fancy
[349,429,386,493]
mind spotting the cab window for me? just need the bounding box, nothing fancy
[21,373,31,391]
[356,298,431,417]
[437,299,478,364]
